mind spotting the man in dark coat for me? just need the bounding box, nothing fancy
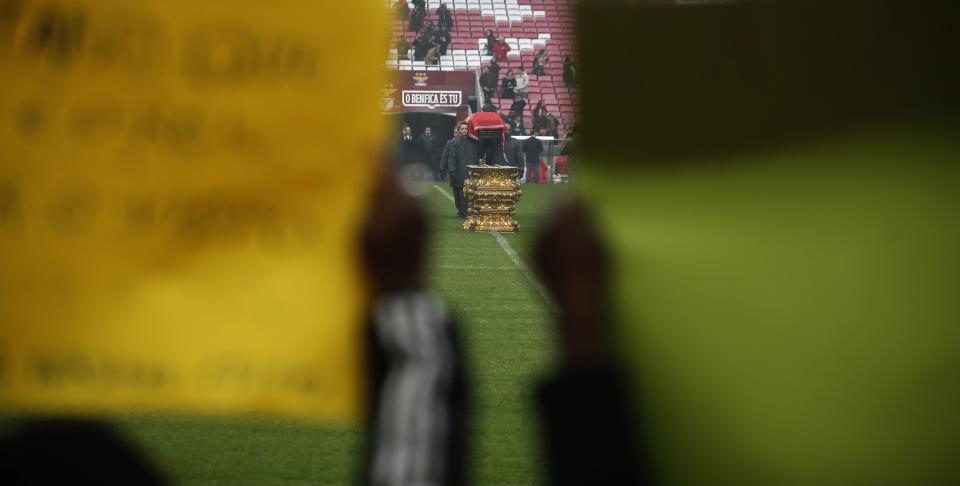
[485,30,497,56]
[479,67,496,102]
[509,97,526,118]
[563,56,576,88]
[522,129,544,183]
[399,125,417,165]
[438,123,461,181]
[419,126,439,178]
[509,111,526,135]
[437,3,454,31]
[423,20,437,39]
[408,6,425,33]
[413,32,429,62]
[503,125,525,179]
[445,122,470,217]
[436,26,452,56]
[488,59,501,82]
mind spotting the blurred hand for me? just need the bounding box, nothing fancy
[360,171,427,298]
[534,200,609,365]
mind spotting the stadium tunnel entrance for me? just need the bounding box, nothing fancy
[398,112,458,146]
[386,113,459,182]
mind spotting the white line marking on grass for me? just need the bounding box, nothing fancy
[432,183,456,202]
[431,184,556,309]
[491,233,556,310]
[432,265,513,271]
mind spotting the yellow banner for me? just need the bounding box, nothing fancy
[0,1,387,419]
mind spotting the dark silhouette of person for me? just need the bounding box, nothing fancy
[0,419,168,485]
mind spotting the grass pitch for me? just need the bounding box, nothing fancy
[106,182,566,485]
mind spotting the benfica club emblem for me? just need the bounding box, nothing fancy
[381,88,397,111]
[412,72,429,86]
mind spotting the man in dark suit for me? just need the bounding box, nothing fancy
[436,25,452,56]
[445,122,470,217]
[399,125,417,165]
[413,32,429,61]
[419,126,438,178]
[522,129,544,183]
[438,123,459,181]
[436,3,454,32]
[503,125,525,180]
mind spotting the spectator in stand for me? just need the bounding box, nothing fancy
[408,5,425,33]
[394,0,409,20]
[532,99,548,133]
[522,128,544,183]
[485,29,497,55]
[437,3,454,32]
[560,123,577,174]
[437,25,452,55]
[413,32,429,61]
[515,66,530,99]
[419,126,438,178]
[504,113,518,133]
[503,125,525,178]
[411,0,425,10]
[486,59,501,101]
[425,42,441,65]
[480,67,497,102]
[563,56,576,88]
[493,39,511,61]
[533,100,547,119]
[510,96,527,118]
[395,36,410,61]
[533,49,550,76]
[500,69,517,101]
[510,98,527,135]
[512,112,527,136]
[489,58,501,80]
[546,114,561,138]
[423,20,437,39]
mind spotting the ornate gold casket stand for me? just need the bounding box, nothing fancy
[462,165,521,233]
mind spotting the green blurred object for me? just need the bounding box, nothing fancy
[583,131,960,485]
[578,1,960,484]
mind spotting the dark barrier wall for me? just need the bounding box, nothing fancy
[579,0,960,162]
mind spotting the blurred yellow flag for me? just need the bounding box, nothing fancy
[0,0,388,419]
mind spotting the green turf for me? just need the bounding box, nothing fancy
[66,182,566,485]
[422,182,563,485]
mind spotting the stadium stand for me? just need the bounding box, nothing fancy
[387,0,578,138]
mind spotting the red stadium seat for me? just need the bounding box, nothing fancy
[556,156,568,175]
